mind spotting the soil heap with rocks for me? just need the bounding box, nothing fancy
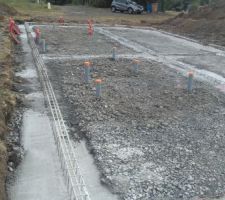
[0,5,20,200]
[160,0,225,47]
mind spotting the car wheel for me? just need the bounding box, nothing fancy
[128,7,133,14]
[111,6,116,12]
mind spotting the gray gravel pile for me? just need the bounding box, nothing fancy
[46,58,225,200]
[41,27,135,55]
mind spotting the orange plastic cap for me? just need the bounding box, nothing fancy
[95,79,102,84]
[84,61,91,67]
[188,71,194,76]
[133,59,140,64]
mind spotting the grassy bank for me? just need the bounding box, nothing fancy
[0,0,62,21]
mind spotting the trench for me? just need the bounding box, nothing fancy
[7,24,118,200]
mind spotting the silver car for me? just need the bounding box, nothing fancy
[111,0,144,14]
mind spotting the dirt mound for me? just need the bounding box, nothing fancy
[0,15,18,200]
[160,1,225,46]
[187,0,225,20]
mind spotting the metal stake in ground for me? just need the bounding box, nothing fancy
[133,59,140,74]
[112,47,117,61]
[95,79,102,98]
[84,61,91,83]
[188,71,194,93]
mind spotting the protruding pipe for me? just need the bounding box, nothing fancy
[41,39,46,53]
[112,47,116,61]
[133,59,140,74]
[84,61,91,83]
[95,79,102,98]
[188,71,194,93]
[47,2,51,9]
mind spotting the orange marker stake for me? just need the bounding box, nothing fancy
[95,79,102,97]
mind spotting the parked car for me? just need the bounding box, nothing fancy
[111,0,144,14]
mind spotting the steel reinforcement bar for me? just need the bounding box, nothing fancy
[24,22,90,200]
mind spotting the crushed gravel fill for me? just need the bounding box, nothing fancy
[45,57,225,200]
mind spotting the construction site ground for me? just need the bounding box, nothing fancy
[1,1,225,200]
[40,25,225,199]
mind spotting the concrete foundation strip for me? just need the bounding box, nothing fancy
[42,53,144,61]
[24,22,91,200]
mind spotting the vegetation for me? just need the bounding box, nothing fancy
[0,0,61,16]
[0,0,46,11]
[0,0,216,11]
[48,0,214,10]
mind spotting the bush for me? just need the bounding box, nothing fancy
[91,0,111,8]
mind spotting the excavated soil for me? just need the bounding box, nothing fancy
[0,6,22,200]
[45,57,225,200]
[0,25,14,200]
[159,1,225,47]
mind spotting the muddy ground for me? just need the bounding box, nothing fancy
[44,53,225,199]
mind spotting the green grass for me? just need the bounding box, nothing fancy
[0,0,61,16]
